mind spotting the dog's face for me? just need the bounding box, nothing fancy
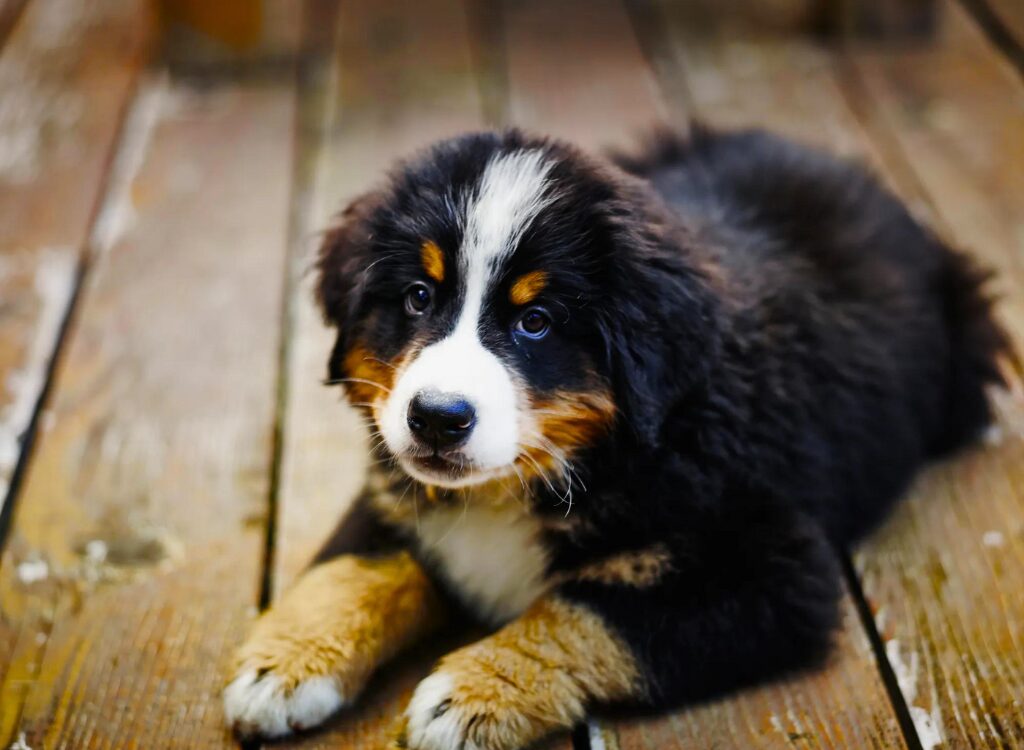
[318,132,708,490]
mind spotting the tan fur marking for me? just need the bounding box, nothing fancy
[342,343,398,408]
[520,389,615,482]
[395,596,641,749]
[509,270,548,306]
[421,240,445,283]
[231,553,443,700]
[572,544,673,588]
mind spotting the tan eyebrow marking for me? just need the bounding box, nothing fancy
[509,270,548,306]
[420,240,445,283]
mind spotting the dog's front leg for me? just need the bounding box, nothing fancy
[224,490,445,739]
[393,596,643,750]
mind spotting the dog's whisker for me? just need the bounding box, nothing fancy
[323,377,392,393]
[363,356,397,371]
[518,451,560,497]
[520,439,582,515]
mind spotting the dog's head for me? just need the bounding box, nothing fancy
[317,131,713,490]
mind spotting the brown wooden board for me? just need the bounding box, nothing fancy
[0,0,152,514]
[0,76,296,746]
[501,0,671,151]
[592,596,910,750]
[841,2,1024,746]
[979,0,1024,57]
[501,1,910,748]
[0,0,27,53]
[265,1,571,747]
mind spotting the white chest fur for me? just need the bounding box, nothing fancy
[412,503,550,624]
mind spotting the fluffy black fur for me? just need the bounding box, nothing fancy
[317,126,1009,711]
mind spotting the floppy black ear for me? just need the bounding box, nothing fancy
[315,191,380,370]
[598,221,720,448]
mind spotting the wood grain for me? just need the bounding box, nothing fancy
[842,2,1024,746]
[0,0,152,511]
[0,78,296,747]
[978,0,1024,55]
[595,594,908,750]
[499,1,909,750]
[501,0,671,151]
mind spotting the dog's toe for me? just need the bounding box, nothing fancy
[223,669,346,739]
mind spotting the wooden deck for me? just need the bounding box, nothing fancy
[1,0,1022,747]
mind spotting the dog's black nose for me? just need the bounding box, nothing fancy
[407,391,476,449]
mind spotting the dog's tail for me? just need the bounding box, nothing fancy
[929,248,1016,457]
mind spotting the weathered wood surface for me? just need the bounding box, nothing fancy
[503,1,910,748]
[0,0,27,53]
[0,0,151,511]
[593,598,909,750]
[841,2,1024,746]
[0,76,296,747]
[979,0,1024,55]
[501,0,670,150]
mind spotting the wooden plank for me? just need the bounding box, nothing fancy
[0,0,27,53]
[593,597,908,750]
[499,1,909,745]
[0,0,151,512]
[267,1,574,748]
[840,2,1024,746]
[843,0,1024,324]
[502,0,671,151]
[0,75,296,746]
[979,0,1024,55]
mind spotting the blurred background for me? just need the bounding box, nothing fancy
[0,0,1022,748]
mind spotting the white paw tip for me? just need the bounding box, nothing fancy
[406,671,478,750]
[223,670,346,739]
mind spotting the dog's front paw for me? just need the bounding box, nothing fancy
[223,553,443,739]
[223,668,347,739]
[398,662,571,750]
[394,598,642,750]
[223,610,357,740]
[402,671,472,750]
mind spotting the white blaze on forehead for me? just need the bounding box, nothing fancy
[379,149,554,485]
[461,148,555,287]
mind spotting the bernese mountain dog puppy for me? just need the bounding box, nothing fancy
[224,126,1010,749]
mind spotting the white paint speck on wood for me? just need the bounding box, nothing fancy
[0,248,76,514]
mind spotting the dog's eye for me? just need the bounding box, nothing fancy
[515,307,551,339]
[404,282,432,316]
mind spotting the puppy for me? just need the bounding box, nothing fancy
[224,126,1010,749]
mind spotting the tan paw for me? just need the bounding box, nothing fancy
[223,554,443,740]
[222,610,363,740]
[223,668,347,739]
[398,667,568,750]
[395,598,642,750]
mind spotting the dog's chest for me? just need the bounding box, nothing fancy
[412,503,550,624]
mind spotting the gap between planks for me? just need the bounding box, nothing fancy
[956,0,1024,78]
[0,0,152,542]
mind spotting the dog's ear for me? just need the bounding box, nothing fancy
[598,216,720,448]
[316,191,382,381]
[316,191,380,343]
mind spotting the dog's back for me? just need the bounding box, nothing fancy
[617,126,1011,542]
